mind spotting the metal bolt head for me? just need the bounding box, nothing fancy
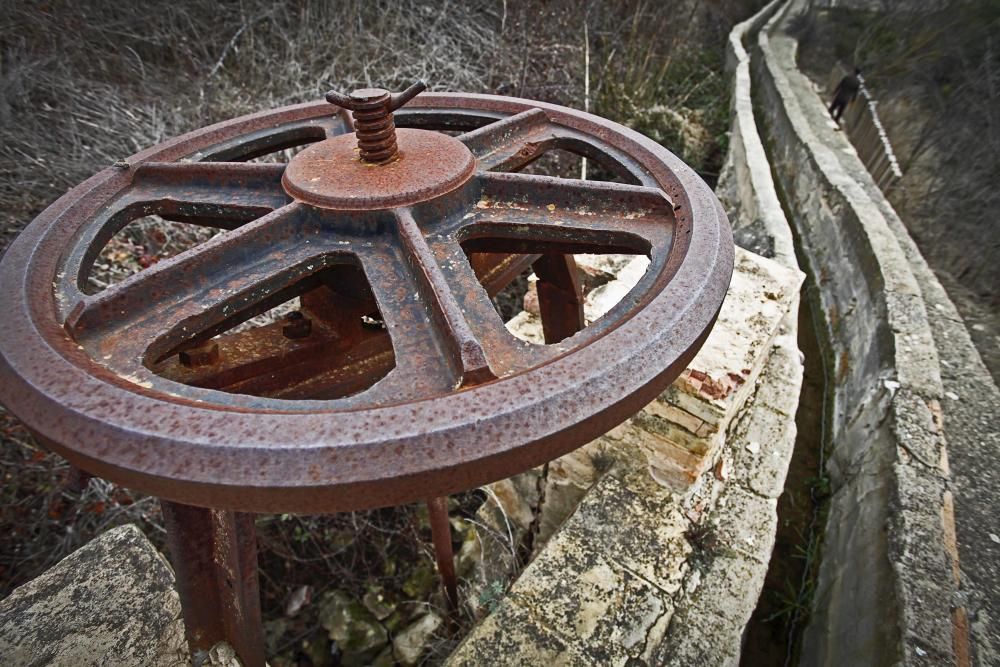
[348,88,390,104]
[282,311,312,339]
[325,80,426,113]
[179,341,220,367]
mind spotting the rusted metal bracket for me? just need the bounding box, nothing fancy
[427,497,459,616]
[533,253,586,344]
[161,501,265,666]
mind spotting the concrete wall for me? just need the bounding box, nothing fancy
[752,1,961,664]
[716,0,796,270]
[451,248,803,666]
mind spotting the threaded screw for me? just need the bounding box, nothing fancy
[325,80,426,164]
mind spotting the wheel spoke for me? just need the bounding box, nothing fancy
[456,109,553,172]
[351,208,501,401]
[458,172,674,256]
[455,110,654,184]
[424,227,553,377]
[59,161,292,318]
[126,161,290,225]
[350,242,464,402]
[67,203,346,370]
[185,114,351,162]
[394,208,496,386]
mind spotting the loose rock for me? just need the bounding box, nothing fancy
[393,612,443,666]
[318,590,388,666]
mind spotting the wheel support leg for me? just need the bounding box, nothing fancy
[533,254,585,344]
[160,500,266,667]
[426,496,459,615]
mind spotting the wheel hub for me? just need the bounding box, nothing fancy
[282,128,476,210]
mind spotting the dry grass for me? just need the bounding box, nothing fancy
[0,410,165,592]
[0,0,503,250]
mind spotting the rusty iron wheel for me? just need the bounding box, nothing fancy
[0,93,732,515]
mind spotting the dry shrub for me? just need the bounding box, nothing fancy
[0,0,503,252]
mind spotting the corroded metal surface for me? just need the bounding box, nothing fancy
[282,128,476,210]
[325,81,426,164]
[161,501,264,662]
[0,93,733,516]
[427,497,459,615]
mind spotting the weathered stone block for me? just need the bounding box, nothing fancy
[0,524,186,667]
[710,484,779,565]
[654,556,765,667]
[560,474,691,595]
[635,248,802,488]
[506,540,672,665]
[729,330,802,499]
[447,601,592,666]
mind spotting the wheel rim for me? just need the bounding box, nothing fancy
[0,93,732,513]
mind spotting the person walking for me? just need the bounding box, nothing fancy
[829,67,862,123]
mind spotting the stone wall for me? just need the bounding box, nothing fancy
[451,247,803,666]
[716,0,794,270]
[752,1,962,663]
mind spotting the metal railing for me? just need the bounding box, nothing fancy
[827,65,903,191]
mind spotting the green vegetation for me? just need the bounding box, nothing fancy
[596,34,731,180]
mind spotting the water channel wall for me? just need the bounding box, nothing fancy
[752,1,962,663]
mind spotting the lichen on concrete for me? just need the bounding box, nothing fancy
[0,524,187,667]
[455,244,804,666]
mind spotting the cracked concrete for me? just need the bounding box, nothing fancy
[451,247,803,665]
[753,0,999,663]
